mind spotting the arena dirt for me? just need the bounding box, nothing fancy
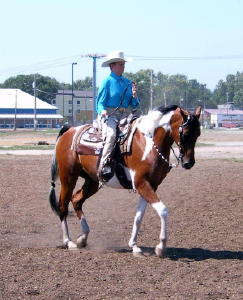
[0,130,242,299]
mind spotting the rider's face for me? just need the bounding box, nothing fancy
[110,62,125,76]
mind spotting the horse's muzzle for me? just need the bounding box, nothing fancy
[182,158,195,169]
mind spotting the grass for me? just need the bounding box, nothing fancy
[0,145,54,150]
[231,158,243,163]
[196,142,215,147]
[0,129,59,137]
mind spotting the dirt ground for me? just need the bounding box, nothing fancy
[0,129,242,299]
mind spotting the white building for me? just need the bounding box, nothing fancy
[0,89,63,129]
[204,108,243,128]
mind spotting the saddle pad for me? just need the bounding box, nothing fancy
[76,143,102,156]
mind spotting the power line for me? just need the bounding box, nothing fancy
[2,53,243,77]
[130,54,243,61]
[0,55,90,76]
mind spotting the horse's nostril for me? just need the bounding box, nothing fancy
[182,159,195,169]
[183,162,192,169]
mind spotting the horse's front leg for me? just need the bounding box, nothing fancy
[151,201,168,258]
[128,196,147,256]
[136,180,168,258]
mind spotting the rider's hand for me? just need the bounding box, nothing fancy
[132,82,137,98]
[101,110,107,119]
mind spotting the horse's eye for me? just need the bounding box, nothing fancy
[181,134,189,142]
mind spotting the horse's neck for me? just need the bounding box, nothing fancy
[153,127,174,151]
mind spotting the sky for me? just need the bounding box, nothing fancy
[1,0,243,91]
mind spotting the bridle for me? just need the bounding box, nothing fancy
[153,114,191,168]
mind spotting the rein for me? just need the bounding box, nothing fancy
[152,142,180,168]
[104,83,130,119]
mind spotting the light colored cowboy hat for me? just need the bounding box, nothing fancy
[101,50,132,67]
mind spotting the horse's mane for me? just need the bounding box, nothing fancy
[57,123,72,140]
[156,105,179,114]
[137,105,179,136]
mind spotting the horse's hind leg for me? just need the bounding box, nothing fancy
[59,182,79,249]
[71,177,99,248]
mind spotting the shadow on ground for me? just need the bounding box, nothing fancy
[111,246,243,261]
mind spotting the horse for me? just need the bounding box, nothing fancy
[49,105,201,257]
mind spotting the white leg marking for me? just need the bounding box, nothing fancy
[61,218,77,249]
[77,216,90,248]
[129,197,147,254]
[152,201,168,257]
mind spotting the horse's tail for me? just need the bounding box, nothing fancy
[49,124,72,217]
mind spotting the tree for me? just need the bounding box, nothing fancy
[1,74,59,103]
[74,77,93,90]
[124,69,151,113]
[212,71,243,108]
[211,80,227,106]
[124,70,212,112]
[186,79,202,108]
[233,89,243,109]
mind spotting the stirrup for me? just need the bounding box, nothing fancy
[102,165,112,175]
[98,165,113,182]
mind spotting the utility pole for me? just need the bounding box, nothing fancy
[14,89,17,130]
[32,74,37,131]
[82,53,106,120]
[71,62,77,125]
[226,91,229,115]
[163,91,167,107]
[150,70,153,110]
[62,84,65,118]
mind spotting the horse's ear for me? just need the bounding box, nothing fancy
[194,106,202,119]
[179,107,188,122]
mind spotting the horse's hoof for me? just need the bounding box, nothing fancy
[132,245,144,257]
[77,235,87,248]
[155,246,166,258]
[67,241,78,250]
[133,251,144,258]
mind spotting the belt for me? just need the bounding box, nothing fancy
[117,107,127,113]
[106,107,128,114]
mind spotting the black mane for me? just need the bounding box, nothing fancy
[156,105,179,114]
[57,123,72,140]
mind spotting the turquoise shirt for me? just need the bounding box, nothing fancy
[96,72,140,114]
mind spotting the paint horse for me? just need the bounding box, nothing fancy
[49,105,201,257]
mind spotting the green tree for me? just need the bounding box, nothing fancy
[212,72,243,108]
[1,74,59,103]
[233,89,243,109]
[211,80,227,106]
[124,69,151,113]
[74,77,93,90]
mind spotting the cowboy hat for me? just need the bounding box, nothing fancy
[101,50,132,67]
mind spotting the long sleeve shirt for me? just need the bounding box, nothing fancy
[96,72,140,114]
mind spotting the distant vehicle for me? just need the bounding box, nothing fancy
[222,123,236,128]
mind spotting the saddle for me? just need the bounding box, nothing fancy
[72,114,140,189]
[74,113,138,156]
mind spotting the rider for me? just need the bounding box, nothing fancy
[96,50,140,181]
